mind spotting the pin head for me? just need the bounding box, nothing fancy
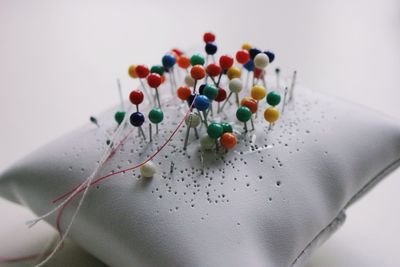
[194,95,210,111]
[128,65,138,78]
[229,78,243,93]
[184,74,195,87]
[140,161,157,178]
[227,66,241,80]
[135,65,150,78]
[190,65,206,80]
[206,63,221,77]
[254,68,263,79]
[129,90,144,105]
[150,65,165,76]
[243,60,255,72]
[215,87,227,102]
[241,97,258,113]
[207,123,224,139]
[171,48,184,57]
[266,91,281,106]
[236,49,250,64]
[205,42,218,55]
[203,32,216,43]
[264,50,275,63]
[242,42,252,51]
[264,107,280,123]
[114,111,126,125]
[203,84,218,100]
[199,84,206,95]
[219,55,234,70]
[254,53,269,69]
[200,135,215,150]
[130,111,145,127]
[185,113,201,128]
[251,85,267,100]
[236,106,252,122]
[147,73,162,88]
[148,108,164,124]
[221,122,233,133]
[187,93,196,106]
[249,48,261,59]
[190,54,205,66]
[177,86,192,101]
[177,55,191,69]
[162,54,176,69]
[220,132,237,149]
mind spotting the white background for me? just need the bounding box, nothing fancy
[0,0,399,266]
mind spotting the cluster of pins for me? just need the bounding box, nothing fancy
[90,32,297,154]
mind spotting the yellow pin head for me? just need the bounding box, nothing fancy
[251,85,267,100]
[227,66,241,80]
[128,65,138,79]
[264,107,280,123]
[242,42,252,51]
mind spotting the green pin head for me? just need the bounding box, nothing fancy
[114,111,126,125]
[221,122,233,133]
[266,91,281,106]
[236,106,252,122]
[207,123,224,139]
[203,84,218,100]
[190,54,205,66]
[148,108,164,124]
[150,65,165,76]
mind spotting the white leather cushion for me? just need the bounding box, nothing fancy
[1,86,400,267]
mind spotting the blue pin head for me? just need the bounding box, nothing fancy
[264,50,275,63]
[130,112,145,127]
[162,54,176,69]
[194,95,210,111]
[205,42,218,55]
[243,60,255,72]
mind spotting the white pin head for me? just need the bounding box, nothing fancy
[184,74,195,87]
[229,78,243,93]
[185,113,201,128]
[200,135,215,150]
[140,161,157,178]
[254,53,269,69]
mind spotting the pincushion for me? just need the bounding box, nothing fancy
[1,83,400,267]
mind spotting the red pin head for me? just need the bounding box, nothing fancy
[177,86,192,101]
[171,48,184,57]
[177,55,191,69]
[129,90,144,105]
[147,73,162,88]
[135,65,150,78]
[215,87,227,102]
[190,65,206,80]
[254,68,263,79]
[236,49,250,64]
[206,63,222,77]
[241,97,258,113]
[203,32,215,43]
[219,55,234,70]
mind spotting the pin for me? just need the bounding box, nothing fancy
[264,50,275,63]
[194,95,210,127]
[207,122,224,151]
[240,97,258,130]
[236,106,252,132]
[282,86,289,113]
[221,122,233,133]
[243,60,255,90]
[116,79,125,111]
[190,65,206,93]
[205,42,218,63]
[147,73,163,110]
[206,63,221,86]
[227,66,242,80]
[251,85,267,117]
[114,111,125,125]
[289,70,297,102]
[264,107,280,131]
[275,68,281,89]
[134,64,152,104]
[236,49,250,65]
[266,91,281,107]
[242,42,252,51]
[171,48,184,57]
[220,78,242,112]
[183,112,201,149]
[220,132,237,150]
[148,108,164,139]
[190,54,205,66]
[218,55,234,86]
[162,54,177,94]
[200,135,215,151]
[170,161,175,174]
[177,55,191,73]
[214,87,227,112]
[130,111,146,139]
[177,86,192,102]
[203,32,216,43]
[129,90,144,112]
[89,116,100,128]
[184,73,195,87]
[140,161,157,178]
[128,65,138,79]
[254,53,269,86]
[150,65,165,76]
[249,48,261,60]
[203,84,218,116]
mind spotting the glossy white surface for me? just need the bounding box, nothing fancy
[0,0,399,266]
